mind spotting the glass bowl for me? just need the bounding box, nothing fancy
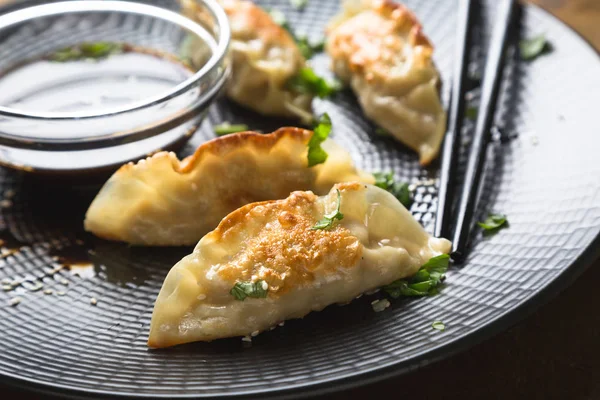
[0,0,230,174]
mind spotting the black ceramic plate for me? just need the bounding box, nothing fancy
[0,0,599,398]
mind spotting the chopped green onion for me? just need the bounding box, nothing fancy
[230,280,269,301]
[269,8,324,59]
[214,123,249,136]
[288,67,341,98]
[375,127,390,136]
[371,298,391,312]
[466,106,478,121]
[290,0,308,10]
[478,213,508,232]
[373,172,413,209]
[297,36,325,59]
[307,113,331,167]
[49,42,124,62]
[312,189,344,230]
[432,321,445,331]
[383,254,450,298]
[519,35,551,61]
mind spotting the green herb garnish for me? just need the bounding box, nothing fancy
[288,67,341,98]
[466,106,478,121]
[297,36,325,59]
[49,42,124,62]
[373,172,413,209]
[214,122,249,136]
[307,113,332,167]
[375,127,390,137]
[478,213,508,232]
[290,0,308,10]
[432,321,445,331]
[312,189,344,230]
[230,280,269,301]
[519,35,551,61]
[383,254,450,298]
[269,8,324,59]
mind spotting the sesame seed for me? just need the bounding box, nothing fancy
[60,279,69,285]
[23,281,43,292]
[1,278,11,285]
[49,265,64,274]
[278,321,285,327]
[197,294,206,300]
[90,297,98,305]
[2,285,12,291]
[56,291,65,296]
[250,330,259,337]
[241,336,252,343]
[44,289,53,295]
[9,297,21,306]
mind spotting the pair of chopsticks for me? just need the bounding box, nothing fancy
[434,0,518,262]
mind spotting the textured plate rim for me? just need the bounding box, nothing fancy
[0,3,599,399]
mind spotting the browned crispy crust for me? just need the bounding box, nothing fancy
[115,127,312,176]
[219,0,298,49]
[210,182,365,240]
[204,183,364,294]
[327,0,435,77]
[372,0,433,48]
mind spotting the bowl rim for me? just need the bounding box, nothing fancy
[0,0,231,121]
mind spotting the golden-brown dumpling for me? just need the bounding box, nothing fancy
[84,128,373,246]
[182,0,313,121]
[327,0,447,165]
[147,182,451,347]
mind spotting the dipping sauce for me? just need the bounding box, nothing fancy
[0,42,194,113]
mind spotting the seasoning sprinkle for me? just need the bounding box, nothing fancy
[23,281,43,292]
[2,285,12,291]
[56,291,66,296]
[90,297,98,305]
[44,289,54,295]
[9,297,21,306]
[60,279,69,285]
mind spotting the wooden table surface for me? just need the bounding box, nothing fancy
[1,0,599,399]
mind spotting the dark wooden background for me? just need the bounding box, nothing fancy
[1,0,599,398]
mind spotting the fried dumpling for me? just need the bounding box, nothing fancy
[147,182,451,347]
[182,0,313,121]
[327,0,447,165]
[84,128,373,246]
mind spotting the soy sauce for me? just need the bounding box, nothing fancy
[0,42,194,114]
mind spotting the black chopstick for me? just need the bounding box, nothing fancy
[434,0,476,240]
[451,0,518,261]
